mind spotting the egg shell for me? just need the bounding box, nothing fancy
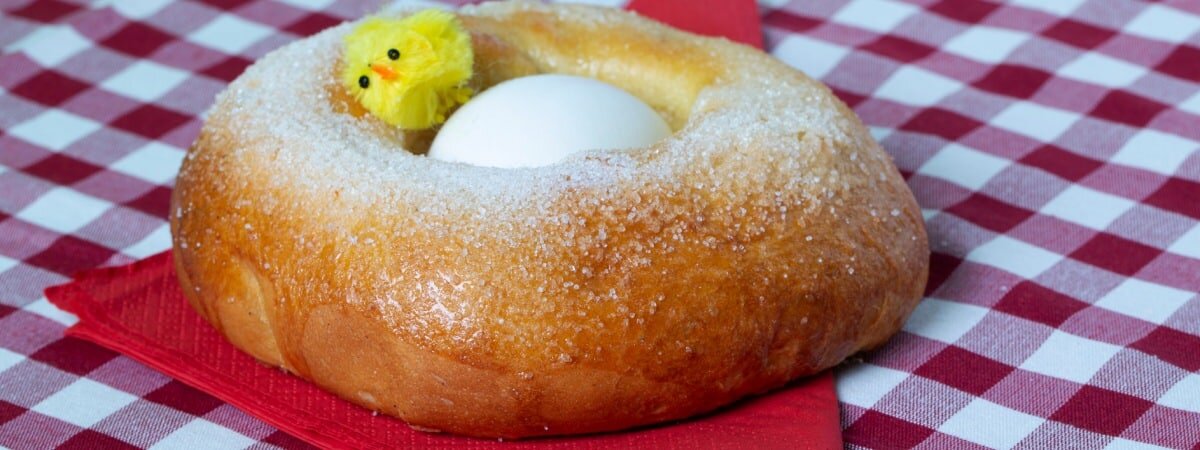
[428,74,671,168]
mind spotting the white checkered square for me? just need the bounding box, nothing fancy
[1058,53,1148,88]
[1111,129,1196,175]
[4,25,91,67]
[382,0,454,13]
[1095,279,1193,324]
[939,398,1044,449]
[836,363,910,408]
[0,347,23,376]
[110,142,185,184]
[917,144,1010,190]
[874,66,963,106]
[7,110,102,151]
[0,253,17,274]
[967,236,1063,279]
[868,126,892,142]
[187,15,273,54]
[1124,4,1200,43]
[1168,224,1200,259]
[1008,0,1086,16]
[991,101,1078,141]
[101,60,190,102]
[23,297,79,327]
[1181,91,1200,116]
[1040,185,1135,230]
[1158,373,1200,413]
[149,419,256,450]
[16,187,111,234]
[830,0,918,33]
[903,298,990,344]
[31,379,138,427]
[272,0,338,10]
[124,223,171,259]
[772,35,848,80]
[1020,330,1122,383]
[105,0,173,19]
[943,26,1029,63]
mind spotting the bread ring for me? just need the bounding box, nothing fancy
[170,1,929,438]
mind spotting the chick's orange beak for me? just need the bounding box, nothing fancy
[370,62,397,80]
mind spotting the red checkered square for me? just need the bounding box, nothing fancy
[1050,385,1154,435]
[1090,90,1170,128]
[900,108,984,141]
[972,64,1052,98]
[110,105,191,140]
[283,12,340,37]
[1042,18,1116,49]
[928,0,999,23]
[28,337,119,376]
[7,0,81,23]
[861,35,936,63]
[926,252,963,296]
[914,346,1014,395]
[1131,327,1200,372]
[197,0,254,10]
[262,430,313,449]
[845,410,935,449]
[993,281,1089,328]
[144,381,224,417]
[1070,232,1162,276]
[1145,177,1200,220]
[124,185,172,219]
[100,22,176,58]
[10,70,91,107]
[1019,144,1103,181]
[831,87,868,109]
[0,400,22,425]
[946,193,1036,233]
[199,56,252,82]
[23,235,118,276]
[762,10,822,34]
[22,154,104,186]
[58,430,138,450]
[1156,44,1200,82]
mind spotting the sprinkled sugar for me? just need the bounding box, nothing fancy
[185,2,917,365]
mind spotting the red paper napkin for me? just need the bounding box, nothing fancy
[628,0,764,48]
[46,252,841,449]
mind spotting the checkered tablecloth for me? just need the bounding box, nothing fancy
[2,0,1198,448]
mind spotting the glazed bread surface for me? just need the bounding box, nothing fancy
[170,1,929,438]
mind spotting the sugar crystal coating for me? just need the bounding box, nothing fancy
[175,2,926,377]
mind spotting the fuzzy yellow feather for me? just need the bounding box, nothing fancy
[341,10,474,130]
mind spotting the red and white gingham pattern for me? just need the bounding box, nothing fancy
[1,0,1198,448]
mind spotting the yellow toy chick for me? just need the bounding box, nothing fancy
[342,10,474,130]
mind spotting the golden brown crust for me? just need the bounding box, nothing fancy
[170,2,928,438]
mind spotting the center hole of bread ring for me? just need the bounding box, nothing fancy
[427,74,671,168]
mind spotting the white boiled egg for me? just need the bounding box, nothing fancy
[428,74,671,168]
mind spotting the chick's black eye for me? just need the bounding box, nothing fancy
[388,48,400,60]
[358,75,369,89]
